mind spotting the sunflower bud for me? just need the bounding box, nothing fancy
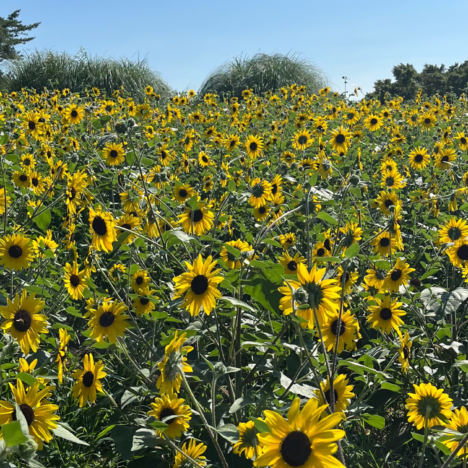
[294,287,308,305]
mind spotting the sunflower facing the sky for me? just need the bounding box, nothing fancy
[315,374,355,414]
[0,380,59,450]
[72,353,106,407]
[254,397,345,468]
[406,383,452,430]
[173,255,223,316]
[0,290,48,354]
[0,233,34,271]
[147,394,192,439]
[87,299,130,343]
[367,295,406,336]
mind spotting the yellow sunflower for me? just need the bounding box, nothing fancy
[147,394,191,438]
[371,231,398,257]
[293,129,314,150]
[383,258,415,292]
[408,147,430,170]
[0,233,34,271]
[406,383,452,430]
[132,269,151,292]
[173,255,223,316]
[89,207,117,253]
[279,251,306,275]
[315,374,355,413]
[116,213,140,244]
[56,328,70,384]
[322,309,361,354]
[367,295,406,336]
[443,407,468,458]
[364,114,383,132]
[249,178,272,208]
[435,147,456,170]
[254,397,345,468]
[375,191,401,216]
[174,439,207,468]
[87,299,130,343]
[329,126,351,153]
[0,290,48,354]
[399,332,412,374]
[381,167,406,190]
[174,184,195,203]
[132,287,156,315]
[178,202,214,236]
[220,239,255,269]
[439,217,468,244]
[72,353,107,407]
[64,262,88,300]
[233,420,262,460]
[279,233,296,250]
[102,142,125,166]
[63,104,85,124]
[447,239,468,268]
[245,135,264,159]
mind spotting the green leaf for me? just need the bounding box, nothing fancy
[344,242,360,258]
[228,180,236,192]
[338,360,390,379]
[17,372,37,386]
[220,296,255,312]
[0,134,9,145]
[2,420,28,447]
[421,268,439,280]
[96,425,116,440]
[252,417,271,433]
[317,256,340,262]
[223,242,241,259]
[187,195,199,211]
[362,414,385,429]
[229,396,254,414]
[53,423,89,446]
[131,428,158,452]
[216,424,239,443]
[111,426,137,460]
[317,211,338,225]
[381,382,401,392]
[262,238,283,248]
[412,432,425,443]
[33,209,51,231]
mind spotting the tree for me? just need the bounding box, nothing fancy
[0,10,40,63]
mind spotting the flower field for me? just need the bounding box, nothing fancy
[0,84,468,467]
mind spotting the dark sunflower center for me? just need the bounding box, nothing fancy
[324,388,339,406]
[380,307,392,320]
[280,431,312,467]
[448,226,462,241]
[385,176,395,187]
[461,137,467,144]
[23,158,31,166]
[32,177,39,187]
[70,274,81,287]
[202,156,208,163]
[191,275,209,295]
[13,309,32,332]
[110,150,118,158]
[391,269,402,281]
[331,319,346,336]
[9,245,23,258]
[298,135,308,145]
[82,371,94,388]
[335,134,345,144]
[271,184,278,195]
[457,245,468,261]
[384,199,394,209]
[13,404,35,426]
[179,189,188,198]
[259,206,266,214]
[323,238,331,251]
[19,174,28,182]
[287,260,297,271]
[370,118,378,125]
[424,118,431,124]
[71,110,78,118]
[136,276,144,285]
[249,142,258,151]
[92,216,108,236]
[380,237,390,247]
[99,311,115,327]
[403,345,410,359]
[140,298,149,305]
[159,407,176,421]
[441,156,449,163]
[316,247,325,257]
[28,121,36,130]
[414,154,423,163]
[192,209,203,223]
[121,223,131,231]
[347,113,355,120]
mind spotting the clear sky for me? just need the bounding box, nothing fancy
[3,0,468,95]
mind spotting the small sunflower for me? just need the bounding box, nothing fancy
[220,239,255,269]
[198,151,211,167]
[329,125,351,153]
[339,221,363,249]
[406,383,452,430]
[89,207,117,253]
[408,146,430,169]
[419,112,437,129]
[56,328,70,384]
[335,266,359,293]
[371,231,398,257]
[116,213,140,244]
[147,394,192,438]
[253,205,270,221]
[64,262,88,300]
[249,178,272,208]
[375,191,401,215]
[12,171,31,188]
[447,239,468,268]
[0,233,34,270]
[233,421,261,460]
[443,407,468,458]
[245,135,264,159]
[173,255,223,316]
[72,353,106,407]
[439,217,468,244]
[364,266,387,291]
[399,332,412,374]
[435,147,456,170]
[63,104,85,124]
[322,309,361,354]
[174,439,207,468]
[0,290,48,354]
[87,299,130,343]
[381,167,406,190]
[279,233,296,250]
[132,269,151,292]
[102,142,125,166]
[174,184,195,203]
[279,251,306,275]
[456,132,468,151]
[132,287,156,316]
[292,129,314,150]
[179,202,214,236]
[315,374,355,413]
[384,258,415,292]
[364,114,383,131]
[367,295,406,336]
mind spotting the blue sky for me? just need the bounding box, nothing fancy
[3,0,468,95]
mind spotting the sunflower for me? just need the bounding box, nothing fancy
[435,147,457,170]
[157,331,193,396]
[87,299,129,343]
[245,135,264,159]
[174,184,195,203]
[233,421,262,460]
[344,108,360,125]
[408,147,430,169]
[178,201,214,236]
[220,239,254,269]
[56,328,70,384]
[0,380,59,450]
[443,407,468,458]
[329,126,351,153]
[447,239,468,268]
[281,151,295,165]
[173,255,223,316]
[399,332,412,374]
[367,295,406,336]
[254,397,345,468]
[456,132,468,151]
[439,217,468,244]
[0,233,34,272]
[71,353,106,407]
[364,114,383,132]
[174,439,207,468]
[132,287,156,315]
[64,262,88,300]
[132,269,151,292]
[249,178,272,208]
[381,167,406,190]
[322,309,360,354]
[339,221,363,249]
[315,374,355,413]
[23,111,43,139]
[20,153,36,170]
[375,190,401,215]
[292,129,314,150]
[364,266,387,290]
[419,112,437,129]
[12,171,31,188]
[0,290,48,354]
[63,104,85,124]
[279,251,306,275]
[384,258,414,292]
[116,213,140,244]
[406,383,452,430]
[102,142,125,166]
[279,233,296,249]
[147,394,192,438]
[270,174,283,197]
[29,171,46,196]
[89,206,117,253]
[371,231,397,256]
[253,205,270,221]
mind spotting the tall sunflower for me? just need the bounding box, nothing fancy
[364,114,383,132]
[315,374,355,414]
[381,168,406,190]
[406,383,452,430]
[329,126,351,153]
[89,207,117,253]
[322,309,361,354]
[279,251,306,275]
[131,269,151,292]
[0,380,59,450]
[408,147,430,170]
[245,135,264,159]
[72,353,107,407]
[132,286,156,316]
[447,239,468,268]
[0,290,48,354]
[172,255,223,316]
[64,262,88,300]
[147,394,192,438]
[178,202,214,236]
[371,231,397,257]
[293,129,314,150]
[383,258,415,292]
[0,233,34,271]
[220,239,255,269]
[87,299,129,343]
[254,397,345,468]
[367,295,406,336]
[63,104,85,124]
[375,191,401,216]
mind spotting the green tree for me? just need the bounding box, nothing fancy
[0,10,40,63]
